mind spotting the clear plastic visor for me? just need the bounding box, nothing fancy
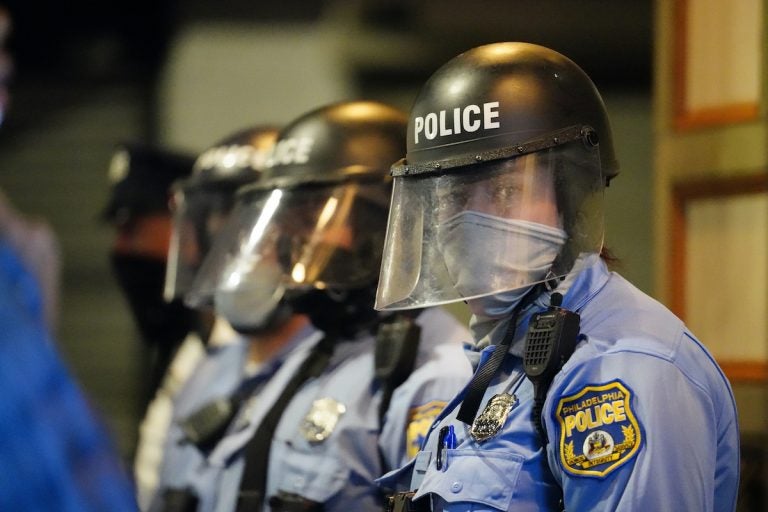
[163,184,236,302]
[376,142,604,310]
[186,181,389,309]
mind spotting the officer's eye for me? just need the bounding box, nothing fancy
[490,183,522,204]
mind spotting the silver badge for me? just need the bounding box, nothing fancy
[470,393,518,442]
[300,397,346,443]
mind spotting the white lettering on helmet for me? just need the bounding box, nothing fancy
[194,145,271,174]
[414,117,424,144]
[439,110,451,137]
[462,104,481,132]
[266,137,315,167]
[413,101,501,144]
[484,101,500,129]
[424,113,438,140]
[453,107,462,136]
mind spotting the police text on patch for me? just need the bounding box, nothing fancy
[562,391,626,437]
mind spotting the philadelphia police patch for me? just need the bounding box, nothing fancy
[406,401,447,459]
[555,380,642,477]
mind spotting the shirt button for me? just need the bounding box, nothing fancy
[450,481,463,493]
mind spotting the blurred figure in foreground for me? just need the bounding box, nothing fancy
[0,188,59,332]
[0,5,137,509]
[0,252,138,510]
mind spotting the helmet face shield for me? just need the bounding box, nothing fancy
[163,182,237,302]
[376,140,604,310]
[186,180,389,310]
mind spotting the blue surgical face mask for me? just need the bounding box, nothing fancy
[469,287,532,319]
[437,211,567,318]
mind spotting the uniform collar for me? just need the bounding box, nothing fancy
[243,322,320,377]
[469,253,611,358]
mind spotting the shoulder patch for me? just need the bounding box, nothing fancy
[406,401,447,460]
[555,380,642,478]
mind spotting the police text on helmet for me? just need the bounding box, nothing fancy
[413,101,500,144]
[266,137,314,167]
[194,145,270,173]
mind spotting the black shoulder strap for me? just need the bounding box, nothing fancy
[374,312,422,424]
[236,313,422,508]
[522,292,580,439]
[455,281,552,427]
[236,334,336,512]
[523,292,580,512]
[178,370,276,453]
[456,308,521,425]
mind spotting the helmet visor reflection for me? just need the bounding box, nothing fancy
[186,181,389,309]
[163,183,236,302]
[376,141,603,310]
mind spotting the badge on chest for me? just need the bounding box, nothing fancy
[470,393,518,442]
[300,397,346,443]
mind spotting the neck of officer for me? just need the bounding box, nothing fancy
[247,314,309,365]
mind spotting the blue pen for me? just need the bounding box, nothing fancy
[445,425,457,449]
[437,425,457,471]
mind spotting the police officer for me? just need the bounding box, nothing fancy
[134,125,285,510]
[164,125,281,313]
[375,43,739,511]
[104,142,197,403]
[150,100,473,512]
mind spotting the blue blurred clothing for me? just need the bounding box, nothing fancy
[152,307,472,511]
[0,238,138,511]
[379,255,739,511]
[0,235,45,327]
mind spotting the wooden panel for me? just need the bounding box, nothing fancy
[673,0,763,130]
[671,174,768,382]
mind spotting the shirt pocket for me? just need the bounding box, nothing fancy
[271,449,350,504]
[414,449,523,511]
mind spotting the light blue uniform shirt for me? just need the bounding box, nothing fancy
[152,307,472,511]
[149,321,317,510]
[379,256,739,511]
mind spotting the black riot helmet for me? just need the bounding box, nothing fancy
[376,42,617,312]
[102,142,194,226]
[164,125,279,303]
[189,101,407,335]
[399,41,618,180]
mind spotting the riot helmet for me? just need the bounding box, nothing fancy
[376,42,618,312]
[163,126,279,305]
[103,142,195,226]
[188,101,406,335]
